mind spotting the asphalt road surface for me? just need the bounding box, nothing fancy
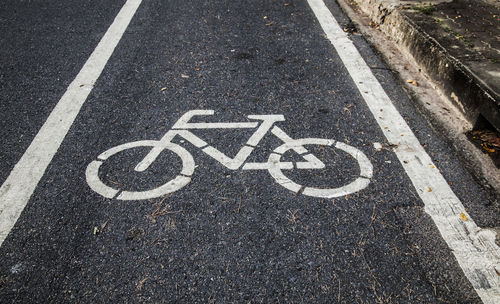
[1,0,499,303]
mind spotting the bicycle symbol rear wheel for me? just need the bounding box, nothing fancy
[86,140,195,200]
[267,138,373,198]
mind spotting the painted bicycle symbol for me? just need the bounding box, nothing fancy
[86,110,373,200]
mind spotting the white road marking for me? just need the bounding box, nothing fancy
[86,140,194,200]
[0,0,143,246]
[202,146,255,170]
[242,162,294,170]
[267,138,372,198]
[172,110,260,129]
[174,122,259,129]
[246,115,285,146]
[296,154,325,169]
[85,109,373,200]
[307,0,500,302]
[201,115,288,170]
[271,126,309,154]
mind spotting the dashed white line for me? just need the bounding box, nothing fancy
[307,0,500,302]
[0,0,143,246]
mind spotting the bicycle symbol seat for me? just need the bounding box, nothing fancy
[86,110,373,200]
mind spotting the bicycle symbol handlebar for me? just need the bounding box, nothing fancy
[86,110,373,200]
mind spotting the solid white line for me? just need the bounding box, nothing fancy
[307,0,500,302]
[176,122,259,129]
[0,0,143,246]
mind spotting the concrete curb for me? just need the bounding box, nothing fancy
[346,0,499,131]
[335,0,500,210]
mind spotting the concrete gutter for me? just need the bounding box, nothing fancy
[335,0,500,209]
[345,0,500,131]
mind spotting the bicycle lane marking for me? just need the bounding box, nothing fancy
[0,0,143,247]
[307,0,500,302]
[85,109,374,200]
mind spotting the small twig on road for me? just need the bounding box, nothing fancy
[100,220,109,235]
[236,196,242,213]
[108,180,123,186]
[136,278,149,291]
[149,195,182,223]
[369,204,377,238]
[287,209,299,223]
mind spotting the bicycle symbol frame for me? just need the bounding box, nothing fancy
[86,110,373,200]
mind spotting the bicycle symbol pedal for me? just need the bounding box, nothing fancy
[86,110,373,200]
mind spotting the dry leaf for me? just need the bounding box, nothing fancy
[101,220,109,232]
[483,135,500,148]
[160,87,167,92]
[471,130,500,148]
[406,79,418,86]
[136,278,149,291]
[482,143,495,153]
[427,187,432,192]
[459,212,468,221]
[266,22,273,26]
[343,104,353,112]
[181,74,190,78]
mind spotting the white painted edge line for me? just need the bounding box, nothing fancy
[0,0,143,246]
[307,0,500,302]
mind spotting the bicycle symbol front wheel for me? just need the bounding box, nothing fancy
[267,138,373,198]
[86,140,195,200]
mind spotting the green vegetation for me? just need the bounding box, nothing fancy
[412,5,436,15]
[433,17,475,48]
